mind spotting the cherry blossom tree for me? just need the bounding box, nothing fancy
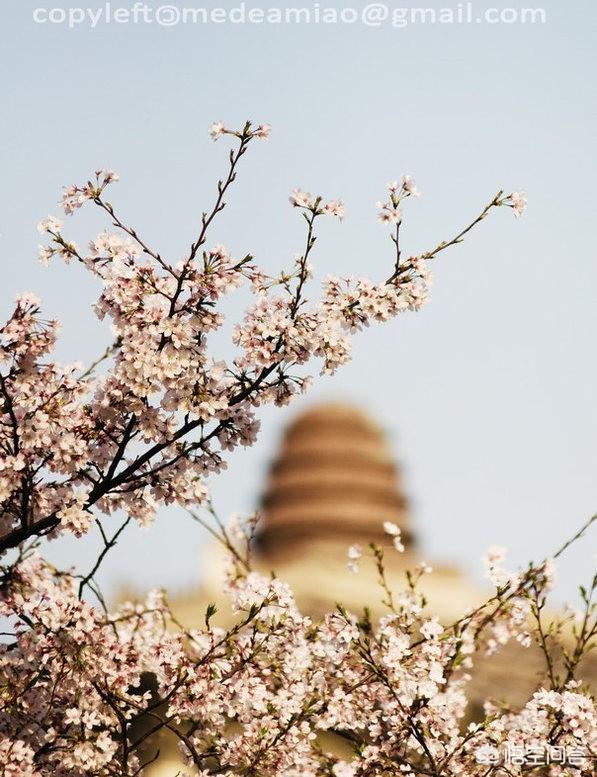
[0,121,594,776]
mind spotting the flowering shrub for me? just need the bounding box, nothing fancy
[1,519,595,776]
[1,121,594,775]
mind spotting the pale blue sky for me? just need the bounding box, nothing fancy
[1,0,595,605]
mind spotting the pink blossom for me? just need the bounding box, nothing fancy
[208,121,227,140]
[322,198,345,221]
[253,123,271,140]
[377,200,401,224]
[347,543,362,573]
[95,168,119,183]
[402,174,420,197]
[508,190,527,216]
[384,520,404,551]
[420,617,444,640]
[289,188,313,208]
[37,215,63,234]
[60,183,93,214]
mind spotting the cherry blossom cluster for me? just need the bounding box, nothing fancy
[376,175,420,225]
[4,120,581,777]
[0,518,594,776]
[0,121,525,552]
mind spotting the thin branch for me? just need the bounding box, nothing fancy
[77,516,132,599]
[79,340,119,379]
[93,197,174,276]
[421,190,504,261]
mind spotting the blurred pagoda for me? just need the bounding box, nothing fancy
[243,402,477,621]
[259,403,412,549]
